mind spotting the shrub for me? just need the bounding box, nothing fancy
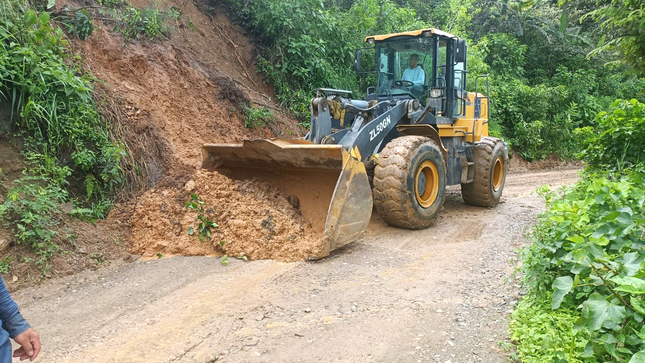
[111,5,180,41]
[60,9,94,40]
[0,0,125,261]
[0,3,125,201]
[516,168,645,361]
[577,99,645,170]
[492,79,579,160]
[509,295,588,362]
[243,106,274,129]
[0,175,65,266]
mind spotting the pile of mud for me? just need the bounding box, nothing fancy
[507,151,582,173]
[130,170,326,262]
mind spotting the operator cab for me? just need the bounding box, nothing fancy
[362,28,468,119]
[376,40,429,100]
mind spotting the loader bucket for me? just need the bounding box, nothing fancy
[202,139,373,259]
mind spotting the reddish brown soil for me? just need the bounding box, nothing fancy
[66,0,319,263]
[130,170,326,261]
[508,151,582,173]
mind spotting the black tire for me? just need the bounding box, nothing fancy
[373,136,447,229]
[461,137,507,207]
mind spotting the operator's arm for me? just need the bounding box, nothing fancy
[0,278,30,338]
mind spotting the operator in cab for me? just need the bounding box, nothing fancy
[401,54,425,86]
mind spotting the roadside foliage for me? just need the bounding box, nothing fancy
[512,100,645,362]
[0,0,180,272]
[0,0,126,272]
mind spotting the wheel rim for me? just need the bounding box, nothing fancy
[492,156,504,191]
[415,161,439,208]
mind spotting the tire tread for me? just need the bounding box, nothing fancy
[461,137,507,207]
[373,136,446,229]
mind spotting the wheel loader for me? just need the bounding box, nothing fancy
[202,28,508,259]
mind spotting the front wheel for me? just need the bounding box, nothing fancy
[373,136,447,229]
[461,137,508,207]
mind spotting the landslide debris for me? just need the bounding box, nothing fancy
[60,0,317,262]
[130,170,325,262]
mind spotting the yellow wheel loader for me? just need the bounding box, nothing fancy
[202,28,508,259]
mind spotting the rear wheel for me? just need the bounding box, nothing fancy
[373,136,447,229]
[461,137,507,207]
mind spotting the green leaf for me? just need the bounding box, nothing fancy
[559,10,568,33]
[591,225,610,239]
[629,351,645,363]
[39,12,50,25]
[24,11,37,26]
[582,342,595,357]
[610,276,645,294]
[631,297,645,315]
[617,206,633,215]
[591,236,610,246]
[583,293,610,330]
[616,212,633,225]
[188,226,194,236]
[552,276,573,309]
[567,235,585,244]
[221,255,228,265]
[606,303,626,328]
[621,252,644,276]
[597,34,606,48]
[47,0,56,9]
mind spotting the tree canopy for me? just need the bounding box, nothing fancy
[220,0,645,160]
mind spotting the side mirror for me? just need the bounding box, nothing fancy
[455,39,467,63]
[354,49,362,72]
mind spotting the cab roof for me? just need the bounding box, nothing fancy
[364,28,456,43]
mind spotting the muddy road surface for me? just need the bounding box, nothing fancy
[13,169,579,363]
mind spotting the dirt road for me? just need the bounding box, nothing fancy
[12,169,579,363]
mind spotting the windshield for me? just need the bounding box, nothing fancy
[376,38,434,98]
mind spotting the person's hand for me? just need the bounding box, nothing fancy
[13,328,41,361]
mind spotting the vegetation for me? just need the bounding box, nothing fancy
[577,99,645,170]
[0,0,126,268]
[243,106,274,129]
[56,0,182,41]
[0,0,185,271]
[108,4,181,41]
[0,175,65,266]
[218,0,424,118]
[584,0,645,77]
[510,296,588,362]
[511,100,645,362]
[185,194,218,242]
[217,0,645,160]
[0,258,12,274]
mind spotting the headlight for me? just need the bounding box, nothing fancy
[430,88,443,98]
